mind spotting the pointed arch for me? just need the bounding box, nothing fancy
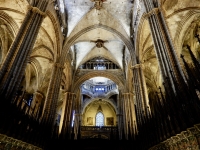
[0,10,19,35]
[73,71,124,92]
[63,24,136,65]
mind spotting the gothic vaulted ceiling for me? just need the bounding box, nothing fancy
[63,0,134,69]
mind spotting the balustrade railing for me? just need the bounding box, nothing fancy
[82,83,117,95]
[81,126,117,132]
[82,89,118,98]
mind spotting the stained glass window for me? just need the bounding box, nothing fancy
[96,112,104,126]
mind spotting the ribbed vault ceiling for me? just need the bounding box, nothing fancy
[64,0,133,69]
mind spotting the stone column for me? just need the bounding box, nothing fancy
[131,64,144,126]
[117,91,122,139]
[143,0,184,86]
[122,93,137,139]
[58,91,67,134]
[60,92,75,139]
[117,114,123,139]
[122,93,128,139]
[74,89,82,139]
[142,0,200,138]
[42,62,65,127]
[0,0,49,101]
[31,91,43,116]
[128,93,137,136]
[74,113,81,140]
[138,64,150,114]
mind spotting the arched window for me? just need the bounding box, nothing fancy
[96,112,104,126]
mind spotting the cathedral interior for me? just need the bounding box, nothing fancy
[1,0,200,149]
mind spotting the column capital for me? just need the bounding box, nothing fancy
[27,5,46,16]
[130,63,144,70]
[144,8,159,19]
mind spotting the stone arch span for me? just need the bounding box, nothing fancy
[72,71,124,92]
[62,24,136,66]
